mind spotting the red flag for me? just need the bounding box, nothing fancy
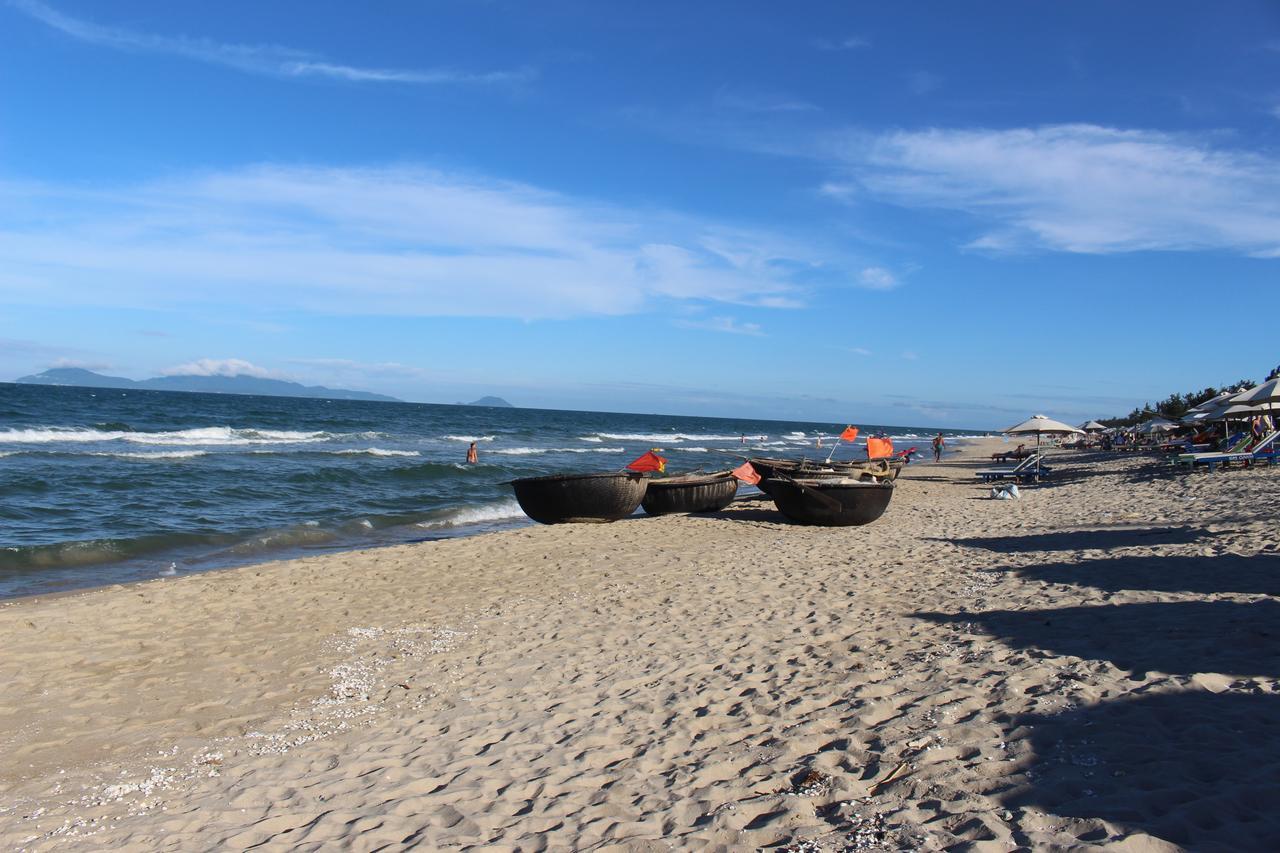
[866,437,894,459]
[840,425,859,442]
[626,450,666,473]
[731,461,761,484]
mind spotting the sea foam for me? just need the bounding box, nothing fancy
[416,499,526,529]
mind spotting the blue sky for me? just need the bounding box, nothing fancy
[1,1,1278,428]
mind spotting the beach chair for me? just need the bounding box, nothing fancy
[1173,433,1253,468]
[976,453,1048,482]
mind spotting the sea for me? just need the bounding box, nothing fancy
[0,382,983,599]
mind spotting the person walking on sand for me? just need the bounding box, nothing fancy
[466,441,478,464]
[932,432,945,462]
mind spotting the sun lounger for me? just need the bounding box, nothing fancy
[1173,433,1253,467]
[976,453,1049,482]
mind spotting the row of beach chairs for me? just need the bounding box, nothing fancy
[1172,431,1279,473]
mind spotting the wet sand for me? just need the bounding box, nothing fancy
[3,439,1278,850]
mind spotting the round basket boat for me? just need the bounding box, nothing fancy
[750,457,893,494]
[766,478,894,527]
[640,471,739,516]
[509,471,649,524]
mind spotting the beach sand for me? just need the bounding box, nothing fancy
[3,439,1278,850]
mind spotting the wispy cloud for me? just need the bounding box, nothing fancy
[50,357,113,370]
[815,36,870,51]
[829,124,1280,256]
[906,71,942,95]
[11,0,530,86]
[288,358,444,382]
[674,316,765,336]
[714,90,820,113]
[858,266,898,289]
[0,164,860,320]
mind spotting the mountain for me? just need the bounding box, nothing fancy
[14,367,139,389]
[14,368,401,403]
[465,396,514,408]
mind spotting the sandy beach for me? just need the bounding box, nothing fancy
[3,438,1278,850]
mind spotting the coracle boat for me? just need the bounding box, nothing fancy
[640,471,739,516]
[509,471,649,524]
[765,477,894,527]
[748,457,901,494]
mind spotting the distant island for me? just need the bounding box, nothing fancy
[463,396,514,408]
[14,367,401,403]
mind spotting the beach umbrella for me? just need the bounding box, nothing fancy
[1185,390,1237,415]
[1081,420,1107,432]
[1003,415,1084,476]
[1216,403,1264,419]
[1137,417,1180,433]
[1230,379,1280,420]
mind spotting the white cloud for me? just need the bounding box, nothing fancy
[160,358,281,378]
[834,124,1280,256]
[0,164,854,319]
[858,266,898,289]
[850,346,872,356]
[674,316,765,336]
[12,0,529,86]
[50,357,113,370]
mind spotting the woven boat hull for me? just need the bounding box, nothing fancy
[509,472,649,524]
[766,478,894,526]
[640,472,739,516]
[749,457,899,494]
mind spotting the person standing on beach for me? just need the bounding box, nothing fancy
[466,441,478,464]
[932,433,945,462]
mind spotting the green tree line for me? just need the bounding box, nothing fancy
[1100,380,1255,428]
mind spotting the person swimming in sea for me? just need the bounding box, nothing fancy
[466,441,478,464]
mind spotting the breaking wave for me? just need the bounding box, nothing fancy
[416,499,526,530]
[0,426,329,446]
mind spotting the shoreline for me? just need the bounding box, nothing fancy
[0,439,980,602]
[7,438,1271,849]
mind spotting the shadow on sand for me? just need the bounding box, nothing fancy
[990,552,1280,597]
[919,599,1280,679]
[941,526,1220,553]
[916,551,1280,847]
[1005,691,1280,849]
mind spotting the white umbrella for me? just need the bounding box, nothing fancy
[1137,417,1180,434]
[1003,415,1084,476]
[1005,415,1083,436]
[1081,420,1106,432]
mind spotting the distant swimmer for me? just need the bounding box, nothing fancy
[466,441,478,464]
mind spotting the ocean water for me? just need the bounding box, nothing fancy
[0,383,981,598]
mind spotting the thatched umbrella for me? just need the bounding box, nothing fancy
[1230,379,1280,423]
[1003,415,1084,477]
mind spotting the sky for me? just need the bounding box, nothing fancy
[1,1,1278,428]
